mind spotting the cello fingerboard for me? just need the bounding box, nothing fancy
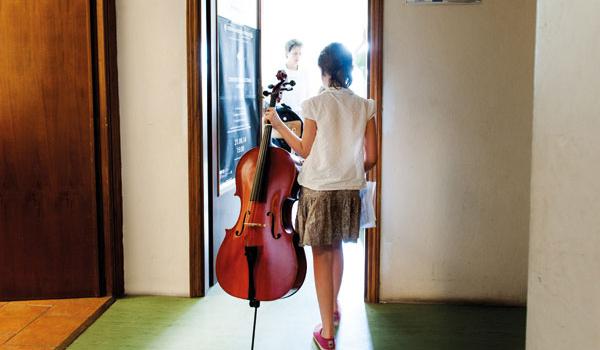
[249,123,272,202]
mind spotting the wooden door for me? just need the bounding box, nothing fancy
[0,0,102,300]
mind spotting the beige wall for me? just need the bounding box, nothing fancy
[113,0,539,302]
[380,0,536,303]
[117,0,190,296]
[526,1,600,349]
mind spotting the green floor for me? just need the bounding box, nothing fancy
[68,296,525,350]
[69,245,525,349]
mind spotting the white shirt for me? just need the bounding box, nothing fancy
[298,87,375,191]
[281,67,309,114]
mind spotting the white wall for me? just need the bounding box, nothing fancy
[526,1,600,349]
[380,0,536,303]
[117,0,190,296]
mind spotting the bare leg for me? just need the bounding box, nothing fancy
[312,245,335,338]
[332,242,343,313]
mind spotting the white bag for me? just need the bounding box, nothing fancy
[359,181,377,229]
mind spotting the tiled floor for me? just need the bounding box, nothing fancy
[0,297,111,350]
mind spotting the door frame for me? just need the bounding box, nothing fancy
[93,0,124,297]
[365,0,383,304]
[187,0,205,297]
[187,0,383,301]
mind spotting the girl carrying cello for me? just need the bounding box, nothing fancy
[264,42,378,350]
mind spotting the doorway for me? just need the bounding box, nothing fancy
[187,0,382,302]
[261,0,370,99]
[261,0,370,301]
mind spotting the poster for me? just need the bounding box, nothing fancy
[217,16,260,193]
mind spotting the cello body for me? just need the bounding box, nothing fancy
[216,70,306,302]
[216,147,306,301]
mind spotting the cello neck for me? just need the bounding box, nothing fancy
[250,70,294,202]
[249,122,272,202]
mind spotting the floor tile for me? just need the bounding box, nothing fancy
[0,297,110,349]
[6,316,81,347]
[0,345,54,350]
[0,304,49,344]
[44,298,111,319]
[0,304,49,319]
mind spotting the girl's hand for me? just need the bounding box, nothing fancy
[263,107,284,130]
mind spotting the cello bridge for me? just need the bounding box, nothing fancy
[244,222,266,228]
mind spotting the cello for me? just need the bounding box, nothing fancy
[215,70,307,348]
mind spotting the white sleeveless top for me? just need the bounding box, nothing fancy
[298,87,375,191]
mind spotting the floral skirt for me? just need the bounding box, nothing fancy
[295,186,361,247]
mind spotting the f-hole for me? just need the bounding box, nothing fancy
[235,210,251,237]
[266,211,281,239]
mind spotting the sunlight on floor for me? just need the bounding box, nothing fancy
[150,239,373,349]
[336,234,374,349]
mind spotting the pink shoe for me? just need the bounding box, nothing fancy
[313,325,335,350]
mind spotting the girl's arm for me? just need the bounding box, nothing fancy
[263,107,317,159]
[364,117,378,172]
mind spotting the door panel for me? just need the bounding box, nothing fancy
[0,0,100,300]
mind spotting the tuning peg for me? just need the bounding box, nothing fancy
[262,91,271,97]
[268,84,274,89]
[288,80,296,86]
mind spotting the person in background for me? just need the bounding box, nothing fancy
[281,39,310,114]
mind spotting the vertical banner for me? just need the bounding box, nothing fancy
[217,16,260,193]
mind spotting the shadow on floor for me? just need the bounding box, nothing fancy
[366,303,526,350]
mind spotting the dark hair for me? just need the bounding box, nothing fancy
[318,42,353,88]
[285,39,303,54]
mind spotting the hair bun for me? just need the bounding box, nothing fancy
[318,42,353,88]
